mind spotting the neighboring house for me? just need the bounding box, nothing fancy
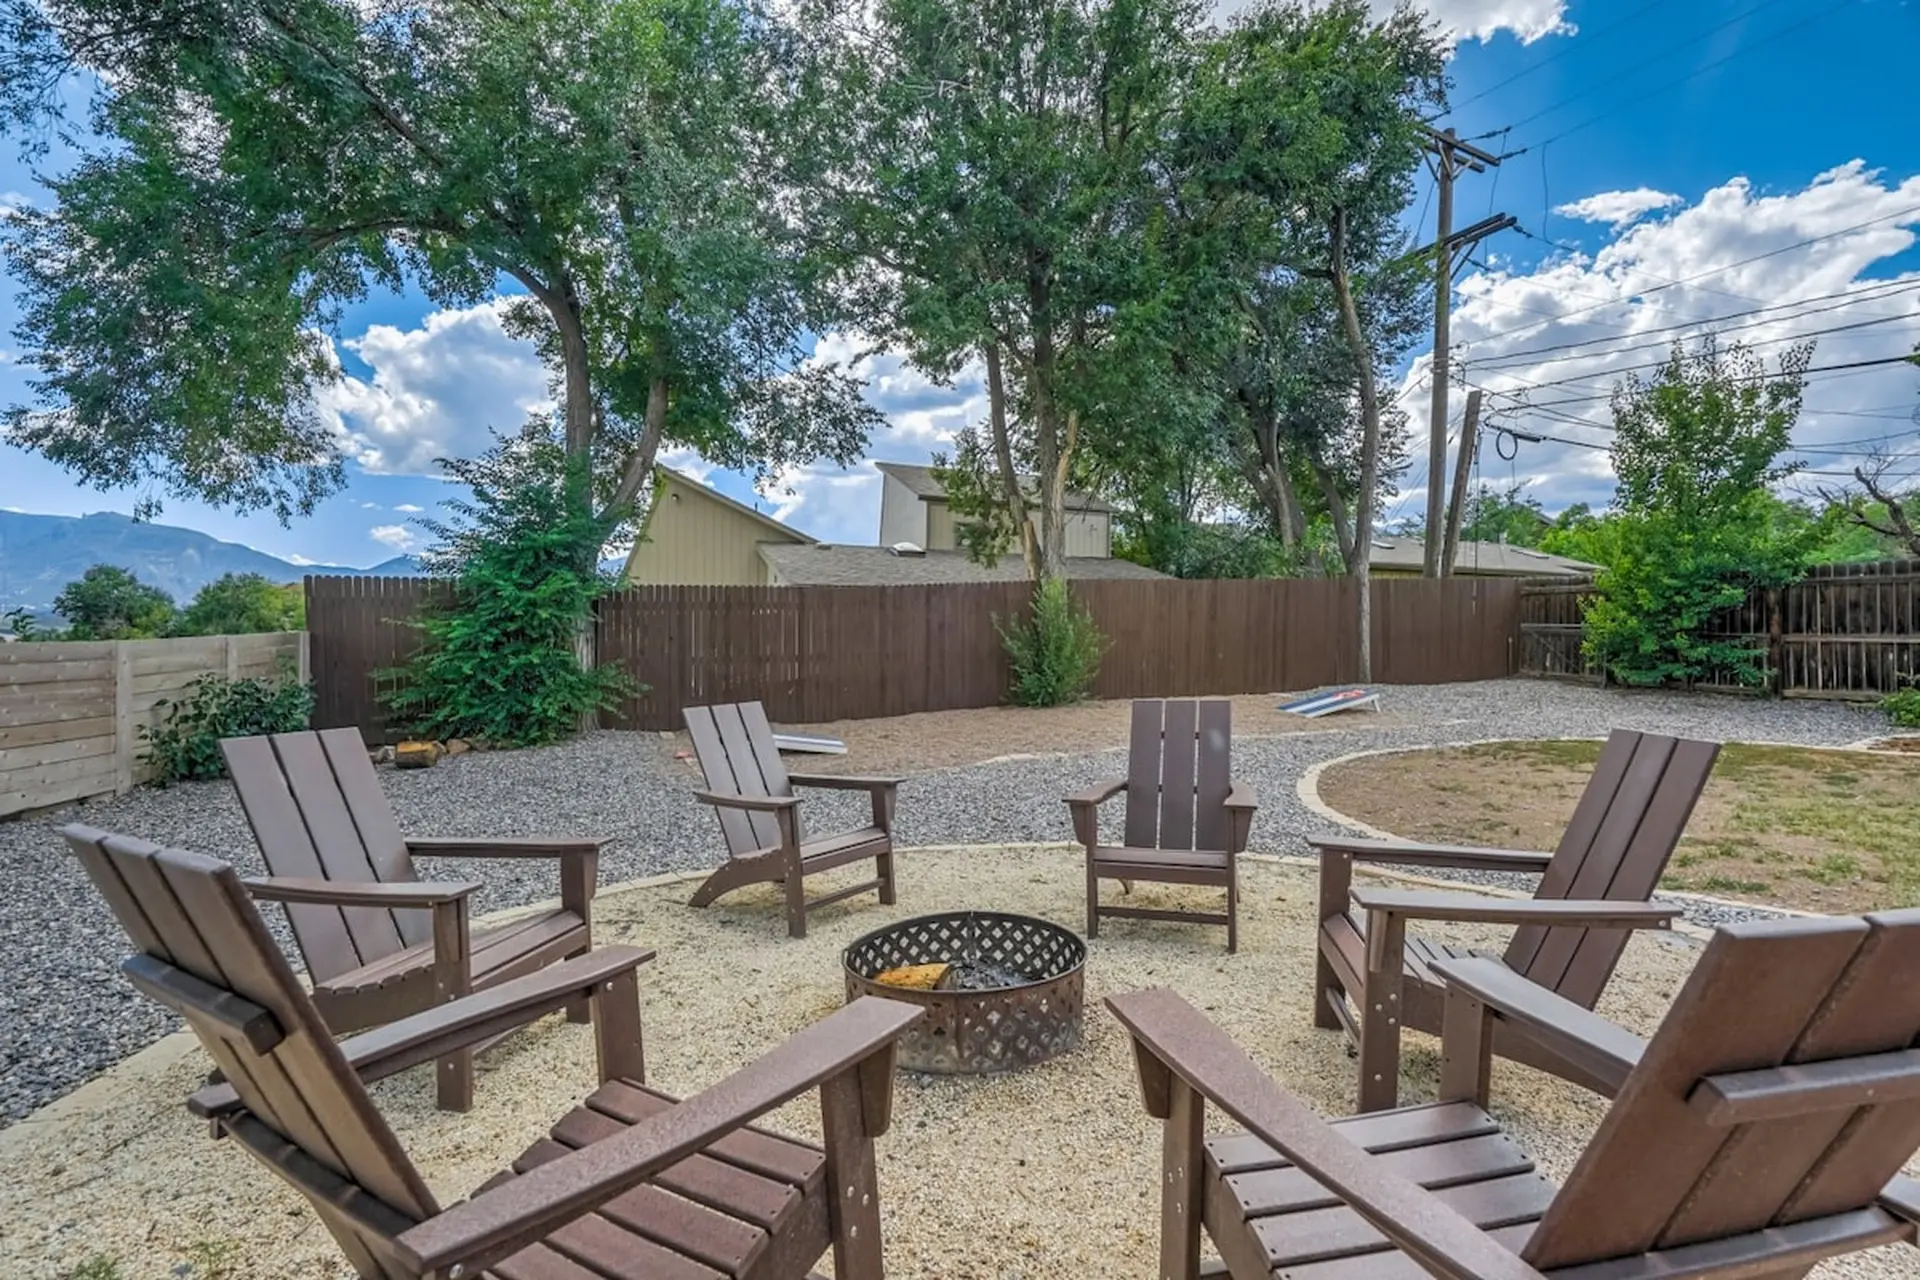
[1367,536,1597,579]
[875,461,1114,559]
[622,468,812,587]
[759,543,1166,586]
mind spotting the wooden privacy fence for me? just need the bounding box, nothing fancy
[0,631,307,817]
[1518,559,1920,700]
[308,574,1522,739]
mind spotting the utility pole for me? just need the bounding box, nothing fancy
[1440,388,1484,576]
[1420,127,1510,578]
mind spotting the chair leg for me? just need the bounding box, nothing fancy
[1313,949,1345,1030]
[1160,1077,1205,1280]
[431,899,474,1113]
[592,967,647,1085]
[1225,870,1239,955]
[1085,855,1100,939]
[877,843,897,906]
[564,946,592,1025]
[1356,917,1406,1114]
[785,871,808,940]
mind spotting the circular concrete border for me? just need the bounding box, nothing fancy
[1299,739,1830,922]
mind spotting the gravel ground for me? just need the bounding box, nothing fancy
[3,848,1912,1279]
[0,678,1887,1123]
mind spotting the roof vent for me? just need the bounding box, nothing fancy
[814,542,834,551]
[1369,539,1396,551]
[889,542,925,557]
[1514,547,1552,560]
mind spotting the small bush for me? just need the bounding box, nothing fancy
[997,577,1107,707]
[143,670,314,784]
[62,1257,122,1280]
[1886,683,1920,729]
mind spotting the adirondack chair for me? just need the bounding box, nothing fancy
[1067,699,1257,951]
[65,824,924,1280]
[1310,728,1718,1111]
[1109,909,1920,1280]
[222,727,608,1110]
[683,701,901,939]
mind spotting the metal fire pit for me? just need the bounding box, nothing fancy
[843,912,1086,1075]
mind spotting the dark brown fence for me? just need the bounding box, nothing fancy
[308,574,1524,740]
[1517,559,1920,700]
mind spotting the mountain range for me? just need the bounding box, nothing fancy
[0,510,421,616]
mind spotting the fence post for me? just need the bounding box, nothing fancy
[1766,587,1784,697]
[224,634,240,681]
[113,641,134,794]
[297,630,312,684]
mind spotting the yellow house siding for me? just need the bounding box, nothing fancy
[624,476,805,586]
[1064,511,1109,557]
[925,501,959,551]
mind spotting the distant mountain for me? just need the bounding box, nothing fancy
[0,510,420,617]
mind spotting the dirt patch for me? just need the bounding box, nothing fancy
[653,692,1399,776]
[1319,740,1920,915]
[1865,736,1920,755]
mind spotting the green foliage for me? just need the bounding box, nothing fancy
[931,437,1029,570]
[1458,484,1550,549]
[3,605,57,639]
[143,670,314,785]
[381,435,638,748]
[1885,684,1920,729]
[1581,338,1818,687]
[60,1257,121,1280]
[997,578,1108,708]
[54,564,175,639]
[174,573,304,636]
[2,0,876,523]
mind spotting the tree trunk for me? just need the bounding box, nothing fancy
[983,343,1039,578]
[1329,209,1382,683]
[606,376,669,519]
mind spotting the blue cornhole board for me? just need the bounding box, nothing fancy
[1279,687,1380,718]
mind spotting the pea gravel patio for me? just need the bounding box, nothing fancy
[0,678,1886,1124]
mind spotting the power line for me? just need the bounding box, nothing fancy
[1453,201,1920,347]
[1462,277,1920,369]
[1497,355,1920,411]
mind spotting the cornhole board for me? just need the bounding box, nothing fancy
[1278,687,1380,718]
[772,732,848,755]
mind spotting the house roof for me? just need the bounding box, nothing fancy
[759,543,1167,587]
[872,461,1116,514]
[1368,536,1596,578]
[650,467,814,545]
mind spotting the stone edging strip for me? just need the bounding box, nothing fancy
[1297,740,1822,921]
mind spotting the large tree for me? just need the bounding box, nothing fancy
[808,0,1201,579]
[1,0,880,523]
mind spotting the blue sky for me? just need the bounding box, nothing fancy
[2,0,1917,564]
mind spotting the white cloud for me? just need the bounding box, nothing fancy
[392,502,424,513]
[316,299,552,476]
[368,524,420,552]
[1390,160,1920,517]
[1554,188,1684,230]
[359,500,381,509]
[284,554,320,566]
[1386,0,1572,45]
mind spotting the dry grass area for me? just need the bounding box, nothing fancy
[1320,739,1920,914]
[652,691,1394,776]
[0,846,1743,1280]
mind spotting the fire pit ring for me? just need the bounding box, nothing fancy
[843,911,1086,1075]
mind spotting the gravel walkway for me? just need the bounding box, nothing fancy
[0,678,1887,1123]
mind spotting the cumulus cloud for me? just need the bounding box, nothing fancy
[1391,161,1920,516]
[368,524,420,552]
[1220,0,1573,45]
[317,298,552,475]
[1554,188,1684,230]
[392,502,424,513]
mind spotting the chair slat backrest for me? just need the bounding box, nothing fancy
[222,729,428,987]
[684,702,799,856]
[1122,699,1233,853]
[1524,912,1920,1269]
[64,825,436,1275]
[1502,729,1719,1007]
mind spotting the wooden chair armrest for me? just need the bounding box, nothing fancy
[1224,781,1258,811]
[1352,887,1680,929]
[394,997,924,1277]
[787,773,903,792]
[692,789,803,813]
[1312,837,1556,873]
[1428,956,1644,1095]
[406,836,609,858]
[1878,1175,1920,1227]
[1065,778,1127,808]
[242,876,481,908]
[189,946,658,1120]
[1106,988,1547,1280]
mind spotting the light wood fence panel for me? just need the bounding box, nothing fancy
[0,632,305,817]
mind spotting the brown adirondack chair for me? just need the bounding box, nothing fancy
[1310,728,1718,1111]
[65,824,924,1280]
[683,701,901,938]
[1110,909,1920,1280]
[222,727,608,1110]
[1068,699,1257,952]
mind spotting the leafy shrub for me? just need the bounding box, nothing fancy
[1886,683,1920,729]
[173,573,304,636]
[55,564,175,638]
[998,577,1107,707]
[380,435,637,748]
[143,670,314,784]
